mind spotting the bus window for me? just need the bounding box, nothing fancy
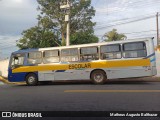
[43,50,60,63]
[101,44,121,59]
[10,54,25,68]
[80,47,99,61]
[28,51,42,64]
[123,42,147,58]
[61,48,78,62]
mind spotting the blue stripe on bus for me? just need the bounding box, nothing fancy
[144,53,155,59]
[143,53,156,63]
[150,58,156,63]
[8,68,38,82]
[56,70,66,72]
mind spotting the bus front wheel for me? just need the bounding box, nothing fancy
[26,73,38,86]
[91,70,107,84]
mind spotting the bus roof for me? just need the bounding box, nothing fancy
[12,48,38,54]
[12,37,153,54]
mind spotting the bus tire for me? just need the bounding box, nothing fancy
[26,73,38,86]
[91,70,106,84]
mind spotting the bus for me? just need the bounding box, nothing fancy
[8,37,157,85]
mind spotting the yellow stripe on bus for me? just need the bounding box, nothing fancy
[12,59,150,73]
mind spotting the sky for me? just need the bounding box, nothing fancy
[0,0,160,59]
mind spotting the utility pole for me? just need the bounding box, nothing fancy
[156,12,159,45]
[66,0,70,46]
[60,0,70,46]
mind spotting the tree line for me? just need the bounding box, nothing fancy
[17,0,126,49]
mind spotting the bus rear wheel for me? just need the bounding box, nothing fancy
[26,73,38,86]
[91,70,107,84]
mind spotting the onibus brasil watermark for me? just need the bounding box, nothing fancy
[2,112,42,118]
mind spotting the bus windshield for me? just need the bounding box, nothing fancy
[10,54,25,68]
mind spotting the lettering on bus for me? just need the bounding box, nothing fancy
[69,63,91,69]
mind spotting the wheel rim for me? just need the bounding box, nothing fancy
[94,73,103,82]
[28,76,35,84]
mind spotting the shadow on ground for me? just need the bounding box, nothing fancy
[13,79,155,87]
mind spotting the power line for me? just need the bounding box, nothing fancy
[95,15,155,30]
[127,34,156,38]
[0,44,16,49]
[122,30,157,35]
[96,1,160,15]
[0,41,16,45]
[95,13,157,27]
[96,30,157,38]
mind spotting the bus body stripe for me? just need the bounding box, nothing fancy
[143,53,156,63]
[150,58,156,63]
[144,52,155,59]
[12,59,151,73]
[56,70,66,72]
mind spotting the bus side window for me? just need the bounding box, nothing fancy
[123,42,147,58]
[43,50,60,63]
[100,44,121,60]
[28,52,42,64]
[61,48,79,62]
[80,47,99,61]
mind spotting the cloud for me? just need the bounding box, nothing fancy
[0,0,160,59]
[0,0,38,59]
[92,0,160,43]
[0,35,20,58]
[0,0,39,35]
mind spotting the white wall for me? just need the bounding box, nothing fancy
[156,52,160,77]
[0,59,9,77]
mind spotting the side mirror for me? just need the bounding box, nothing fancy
[11,65,15,69]
[11,64,19,69]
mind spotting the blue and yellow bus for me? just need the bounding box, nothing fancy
[8,37,157,85]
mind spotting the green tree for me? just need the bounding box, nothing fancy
[70,31,98,45]
[17,26,61,49]
[17,0,98,49]
[103,29,126,42]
